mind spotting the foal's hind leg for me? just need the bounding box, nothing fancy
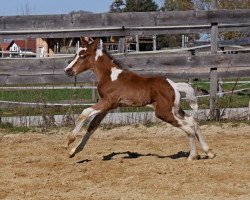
[194,122,215,159]
[155,106,215,160]
[173,109,215,160]
[155,105,198,160]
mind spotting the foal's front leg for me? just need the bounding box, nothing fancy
[69,111,108,158]
[67,100,111,146]
[67,107,101,146]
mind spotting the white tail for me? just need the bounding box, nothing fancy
[175,82,198,111]
[167,79,198,111]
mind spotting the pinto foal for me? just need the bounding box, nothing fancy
[64,38,215,160]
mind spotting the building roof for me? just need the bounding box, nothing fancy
[7,39,36,52]
[0,42,11,51]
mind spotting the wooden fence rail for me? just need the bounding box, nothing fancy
[0,10,250,38]
[0,52,249,85]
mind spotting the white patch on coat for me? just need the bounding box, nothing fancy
[72,107,100,134]
[95,39,103,61]
[111,67,123,81]
[81,107,100,117]
[64,47,86,71]
[175,82,198,111]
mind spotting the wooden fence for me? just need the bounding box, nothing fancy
[0,10,250,39]
[0,6,250,119]
[0,9,249,84]
[0,53,249,85]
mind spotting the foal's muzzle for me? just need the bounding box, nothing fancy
[65,60,74,77]
[65,68,74,78]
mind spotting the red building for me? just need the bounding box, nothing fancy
[0,39,36,57]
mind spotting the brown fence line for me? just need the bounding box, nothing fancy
[0,53,250,85]
[0,10,250,38]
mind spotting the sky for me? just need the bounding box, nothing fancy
[0,0,164,16]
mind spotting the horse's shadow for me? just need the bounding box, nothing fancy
[77,150,200,163]
[102,151,190,161]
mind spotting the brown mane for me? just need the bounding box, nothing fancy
[103,49,124,69]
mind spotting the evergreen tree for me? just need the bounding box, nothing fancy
[110,0,125,13]
[123,0,158,12]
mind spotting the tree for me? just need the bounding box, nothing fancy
[193,0,210,10]
[203,0,250,40]
[157,0,196,49]
[123,0,158,12]
[110,0,125,13]
[195,0,250,10]
[192,0,250,41]
[219,0,250,39]
[164,0,195,11]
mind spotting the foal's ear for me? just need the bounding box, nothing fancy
[91,38,102,50]
[80,37,89,48]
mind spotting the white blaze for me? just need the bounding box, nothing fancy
[111,67,123,81]
[64,47,86,71]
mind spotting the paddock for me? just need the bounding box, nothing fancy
[0,123,249,200]
[1,3,250,199]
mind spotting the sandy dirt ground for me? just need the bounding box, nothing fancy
[0,122,249,200]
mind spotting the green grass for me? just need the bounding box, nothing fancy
[0,122,30,133]
[189,79,250,110]
[0,80,249,117]
[0,89,92,102]
[181,93,249,110]
[192,80,250,92]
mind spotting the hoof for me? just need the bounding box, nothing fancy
[207,150,216,159]
[187,154,198,161]
[67,134,76,147]
[69,148,76,158]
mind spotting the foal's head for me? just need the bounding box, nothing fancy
[64,37,103,77]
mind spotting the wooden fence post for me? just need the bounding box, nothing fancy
[135,35,139,52]
[118,37,126,53]
[210,0,219,120]
[248,100,250,121]
[210,68,218,119]
[153,35,157,51]
[218,78,223,97]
